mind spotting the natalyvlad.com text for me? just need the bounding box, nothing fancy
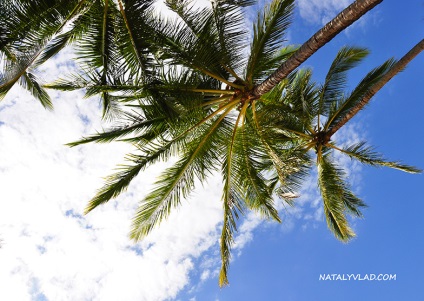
[319,274,396,281]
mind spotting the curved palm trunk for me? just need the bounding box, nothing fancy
[250,0,383,98]
[326,38,424,138]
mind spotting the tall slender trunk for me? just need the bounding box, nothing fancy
[250,0,383,98]
[326,39,424,138]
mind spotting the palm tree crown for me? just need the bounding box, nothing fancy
[268,46,421,241]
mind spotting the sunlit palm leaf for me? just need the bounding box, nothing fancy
[319,46,369,116]
[246,0,294,83]
[84,142,175,214]
[19,72,53,109]
[220,101,249,286]
[325,58,397,131]
[317,155,360,241]
[332,141,422,174]
[67,117,166,146]
[239,120,281,220]
[130,104,236,241]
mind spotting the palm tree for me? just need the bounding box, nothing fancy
[62,0,422,286]
[261,45,422,241]
[66,0,310,286]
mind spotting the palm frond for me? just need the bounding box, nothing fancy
[317,155,363,241]
[115,0,154,79]
[150,1,244,88]
[73,0,121,119]
[219,101,250,286]
[325,58,397,131]
[1,0,92,104]
[85,153,152,214]
[331,142,422,174]
[239,121,281,221]
[319,46,369,116]
[219,185,244,287]
[260,68,318,135]
[67,117,166,146]
[19,72,53,109]
[35,1,95,67]
[251,99,308,191]
[0,51,41,101]
[210,0,251,79]
[253,45,298,82]
[130,104,236,241]
[246,0,294,83]
[4,0,80,52]
[83,122,187,213]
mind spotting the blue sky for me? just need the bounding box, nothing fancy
[0,1,423,301]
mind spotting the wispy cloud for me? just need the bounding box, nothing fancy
[296,0,383,37]
[0,46,227,300]
[297,0,353,25]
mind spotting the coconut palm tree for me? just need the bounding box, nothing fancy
[65,0,311,286]
[263,45,422,241]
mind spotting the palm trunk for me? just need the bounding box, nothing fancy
[250,0,383,98]
[326,38,424,138]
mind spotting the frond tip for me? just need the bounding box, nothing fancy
[317,155,365,241]
[334,142,422,174]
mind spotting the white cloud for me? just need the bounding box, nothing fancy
[297,0,353,25]
[297,0,382,36]
[0,47,226,300]
[0,87,228,300]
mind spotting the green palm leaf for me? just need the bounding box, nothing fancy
[220,101,249,286]
[115,0,154,78]
[317,155,362,241]
[246,0,294,83]
[319,46,369,115]
[325,58,397,131]
[84,142,175,214]
[130,104,236,241]
[0,0,90,106]
[331,142,422,174]
[67,117,166,146]
[239,121,281,220]
[150,1,245,88]
[19,72,53,109]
